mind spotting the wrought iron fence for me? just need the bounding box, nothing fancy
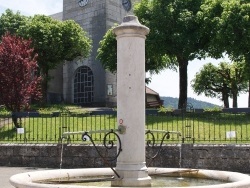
[0,108,250,144]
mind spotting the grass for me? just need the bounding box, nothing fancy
[0,105,250,144]
[0,113,117,144]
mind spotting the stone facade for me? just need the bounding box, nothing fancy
[48,0,137,107]
[1,144,250,173]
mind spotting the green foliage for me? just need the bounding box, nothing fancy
[218,0,250,60]
[61,20,92,61]
[199,0,250,107]
[134,0,207,61]
[97,24,172,74]
[157,105,174,113]
[0,9,29,37]
[0,105,10,115]
[133,0,250,108]
[18,15,92,72]
[134,0,216,109]
[31,104,86,114]
[191,61,248,107]
[191,62,227,98]
[97,26,117,73]
[204,106,223,112]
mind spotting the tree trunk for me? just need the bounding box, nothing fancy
[245,55,250,108]
[223,97,229,108]
[248,80,250,108]
[12,113,21,128]
[178,57,188,109]
[41,70,49,104]
[222,90,229,108]
[221,82,230,108]
[232,91,238,108]
[231,83,238,108]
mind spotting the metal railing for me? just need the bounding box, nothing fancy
[0,108,250,144]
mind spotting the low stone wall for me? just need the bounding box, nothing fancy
[1,144,250,173]
[149,144,250,173]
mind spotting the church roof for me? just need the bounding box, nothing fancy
[50,12,63,21]
[146,86,159,96]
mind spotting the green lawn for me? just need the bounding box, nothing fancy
[0,112,250,144]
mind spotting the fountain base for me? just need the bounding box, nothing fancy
[112,163,151,187]
[111,170,151,187]
[10,167,250,188]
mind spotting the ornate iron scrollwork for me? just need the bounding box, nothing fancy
[146,130,171,166]
[82,130,122,178]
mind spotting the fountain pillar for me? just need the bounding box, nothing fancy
[112,15,151,187]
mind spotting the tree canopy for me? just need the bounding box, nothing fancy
[191,61,248,108]
[134,0,215,109]
[0,9,29,37]
[97,25,176,75]
[200,0,250,106]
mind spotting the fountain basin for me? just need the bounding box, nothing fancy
[10,167,250,188]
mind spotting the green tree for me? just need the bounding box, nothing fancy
[18,15,92,101]
[226,61,248,107]
[192,63,230,108]
[97,27,117,73]
[134,0,213,109]
[97,25,176,75]
[219,0,250,107]
[200,0,250,106]
[192,61,248,108]
[0,9,29,37]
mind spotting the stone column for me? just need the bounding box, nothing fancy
[112,15,151,187]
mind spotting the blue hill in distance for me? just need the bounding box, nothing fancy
[161,96,220,109]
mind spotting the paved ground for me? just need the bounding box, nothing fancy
[0,167,49,188]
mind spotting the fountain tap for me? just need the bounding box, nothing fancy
[118,125,126,134]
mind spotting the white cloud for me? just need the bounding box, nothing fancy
[0,0,63,16]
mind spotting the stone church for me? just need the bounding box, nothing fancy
[47,0,136,107]
[48,0,162,108]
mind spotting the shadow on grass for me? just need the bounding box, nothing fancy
[0,127,16,140]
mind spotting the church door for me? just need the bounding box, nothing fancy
[74,66,94,106]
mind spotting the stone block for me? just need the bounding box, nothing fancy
[26,147,40,157]
[22,156,36,167]
[9,156,23,167]
[0,146,6,155]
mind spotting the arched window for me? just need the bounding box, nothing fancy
[74,66,94,105]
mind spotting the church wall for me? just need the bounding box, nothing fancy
[62,0,106,106]
[61,0,122,107]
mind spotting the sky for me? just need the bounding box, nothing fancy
[0,0,248,108]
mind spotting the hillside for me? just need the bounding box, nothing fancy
[161,96,220,109]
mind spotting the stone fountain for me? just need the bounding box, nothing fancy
[111,15,151,187]
[9,15,250,188]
